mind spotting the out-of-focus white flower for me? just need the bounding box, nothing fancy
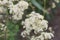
[0,23,7,31]
[0,0,13,7]
[0,0,13,14]
[41,32,54,39]
[31,35,44,40]
[27,11,44,19]
[21,31,27,38]
[12,11,24,20]
[9,0,29,12]
[36,35,44,40]
[54,0,59,3]
[40,20,48,30]
[31,36,35,40]
[16,1,29,11]
[52,2,56,8]
[9,0,19,1]
[30,32,54,40]
[21,30,30,38]
[9,0,29,20]
[0,6,7,13]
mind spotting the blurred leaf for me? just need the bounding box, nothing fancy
[44,13,54,21]
[31,0,49,13]
[31,0,43,10]
[6,21,19,40]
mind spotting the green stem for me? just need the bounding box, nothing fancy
[43,0,46,15]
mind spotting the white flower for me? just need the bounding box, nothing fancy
[9,0,19,1]
[9,1,29,20]
[16,1,29,11]
[40,20,48,30]
[21,31,27,38]
[21,30,30,38]
[31,36,35,40]
[27,11,44,19]
[36,35,44,40]
[12,11,24,20]
[0,23,7,31]
[41,32,54,39]
[0,0,13,7]
[31,35,44,40]
[52,2,56,8]
[0,6,7,13]
[54,0,59,3]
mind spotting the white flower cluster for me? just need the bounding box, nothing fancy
[0,0,14,14]
[0,0,29,20]
[9,1,29,20]
[0,23,7,31]
[0,0,13,6]
[21,11,54,40]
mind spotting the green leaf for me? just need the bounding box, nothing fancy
[31,0,43,10]
[6,21,19,40]
[31,0,49,13]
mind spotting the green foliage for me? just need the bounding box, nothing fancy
[31,0,43,10]
[30,0,52,21]
[6,21,19,40]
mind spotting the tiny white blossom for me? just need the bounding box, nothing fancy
[9,0,19,1]
[16,1,29,11]
[36,35,44,40]
[0,6,7,13]
[54,0,59,3]
[27,11,44,19]
[41,32,54,39]
[0,23,7,31]
[31,36,35,40]
[12,11,24,20]
[21,30,30,38]
[0,0,13,7]
[52,2,56,8]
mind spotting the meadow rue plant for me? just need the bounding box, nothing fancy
[21,11,54,40]
[0,0,54,40]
